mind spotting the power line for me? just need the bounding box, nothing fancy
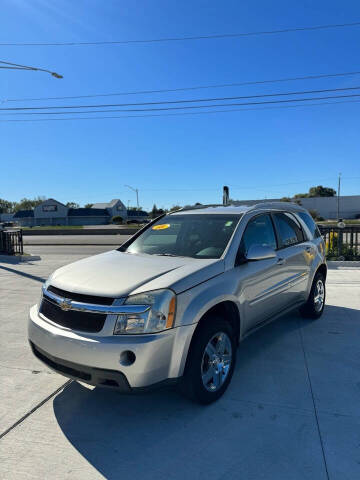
[1,21,360,46]
[2,92,360,116]
[4,70,360,102]
[1,98,358,123]
[2,85,360,112]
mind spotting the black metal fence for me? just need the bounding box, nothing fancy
[0,229,24,255]
[318,226,360,260]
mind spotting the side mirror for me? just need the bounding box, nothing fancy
[246,244,276,261]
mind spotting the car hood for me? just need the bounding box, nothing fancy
[48,250,224,298]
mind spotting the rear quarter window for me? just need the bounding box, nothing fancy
[298,212,321,239]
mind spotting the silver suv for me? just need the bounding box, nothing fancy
[28,202,326,404]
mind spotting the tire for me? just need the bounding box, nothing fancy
[299,271,326,319]
[179,317,237,404]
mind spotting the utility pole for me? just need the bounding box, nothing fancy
[125,185,139,209]
[337,173,341,220]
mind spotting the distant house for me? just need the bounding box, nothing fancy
[91,199,127,219]
[12,198,148,226]
[91,199,149,223]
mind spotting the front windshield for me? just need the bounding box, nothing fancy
[124,214,242,259]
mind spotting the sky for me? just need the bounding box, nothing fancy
[1,0,360,211]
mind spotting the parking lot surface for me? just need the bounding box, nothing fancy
[1,248,360,479]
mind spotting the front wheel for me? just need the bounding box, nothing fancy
[179,317,237,404]
[299,272,326,319]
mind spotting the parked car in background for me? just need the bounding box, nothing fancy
[29,202,326,403]
[0,221,14,228]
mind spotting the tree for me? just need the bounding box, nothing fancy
[308,185,336,197]
[66,202,80,209]
[293,185,336,199]
[308,209,324,221]
[150,204,166,218]
[0,198,14,213]
[111,215,123,224]
[13,196,46,212]
[84,203,93,208]
[280,197,292,202]
[169,205,181,212]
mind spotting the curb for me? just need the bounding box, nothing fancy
[327,261,360,268]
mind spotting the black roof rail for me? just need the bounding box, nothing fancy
[249,201,305,211]
[173,204,224,213]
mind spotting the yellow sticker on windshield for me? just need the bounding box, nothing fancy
[152,224,170,230]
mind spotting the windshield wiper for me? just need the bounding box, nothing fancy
[155,253,192,258]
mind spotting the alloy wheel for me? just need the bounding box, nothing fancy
[314,279,325,312]
[201,332,232,392]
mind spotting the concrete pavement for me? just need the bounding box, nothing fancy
[1,248,360,479]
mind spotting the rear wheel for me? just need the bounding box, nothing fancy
[299,271,326,319]
[179,317,237,404]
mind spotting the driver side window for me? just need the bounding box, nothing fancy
[240,214,277,256]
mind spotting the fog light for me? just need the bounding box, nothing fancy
[120,350,136,366]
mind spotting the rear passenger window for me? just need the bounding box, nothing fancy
[298,212,321,239]
[273,213,304,247]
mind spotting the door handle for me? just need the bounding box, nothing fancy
[277,257,285,265]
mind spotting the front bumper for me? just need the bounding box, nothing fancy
[28,304,196,389]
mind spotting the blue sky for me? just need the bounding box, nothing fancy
[1,0,360,210]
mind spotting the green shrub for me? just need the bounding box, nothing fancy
[112,215,123,224]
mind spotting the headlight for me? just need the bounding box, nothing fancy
[39,277,51,307]
[113,289,176,335]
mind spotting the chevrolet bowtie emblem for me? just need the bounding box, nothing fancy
[59,298,72,311]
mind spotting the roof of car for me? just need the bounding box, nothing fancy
[170,202,306,215]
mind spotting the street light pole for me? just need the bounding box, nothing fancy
[125,185,139,209]
[0,60,63,78]
[337,173,341,220]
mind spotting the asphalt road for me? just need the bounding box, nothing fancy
[24,237,130,256]
[26,244,118,256]
[24,234,131,246]
[1,251,360,479]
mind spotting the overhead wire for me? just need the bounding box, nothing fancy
[1,97,359,122]
[2,92,360,116]
[3,70,360,102]
[1,85,360,112]
[1,21,360,46]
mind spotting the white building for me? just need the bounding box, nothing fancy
[233,195,360,219]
